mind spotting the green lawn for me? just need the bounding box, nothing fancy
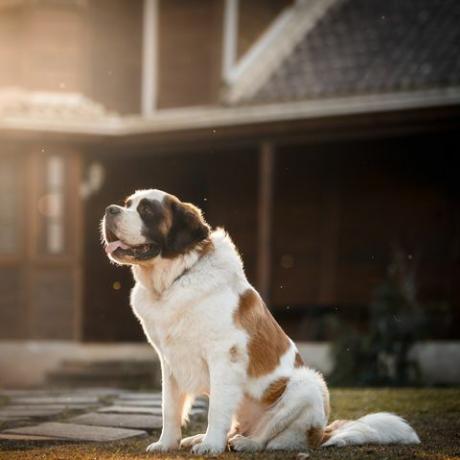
[1,388,459,460]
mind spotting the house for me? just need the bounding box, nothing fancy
[0,0,459,385]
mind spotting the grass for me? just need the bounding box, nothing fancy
[0,388,459,460]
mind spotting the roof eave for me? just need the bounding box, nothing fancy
[1,87,459,139]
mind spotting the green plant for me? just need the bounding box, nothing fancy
[329,248,426,386]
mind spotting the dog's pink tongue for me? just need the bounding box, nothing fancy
[105,240,129,254]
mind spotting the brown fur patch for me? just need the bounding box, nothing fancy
[235,393,265,436]
[159,197,174,235]
[261,377,289,405]
[321,430,332,444]
[162,195,210,258]
[307,426,325,448]
[294,352,304,367]
[325,419,350,433]
[196,238,214,256]
[234,289,290,377]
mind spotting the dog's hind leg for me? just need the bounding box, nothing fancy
[229,397,306,452]
[229,374,327,452]
[265,424,308,451]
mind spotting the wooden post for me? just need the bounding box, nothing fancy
[318,188,340,305]
[222,0,239,81]
[257,141,275,303]
[142,0,158,115]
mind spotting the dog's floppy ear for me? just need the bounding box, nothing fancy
[163,199,210,258]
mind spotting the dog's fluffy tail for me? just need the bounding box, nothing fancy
[321,412,420,447]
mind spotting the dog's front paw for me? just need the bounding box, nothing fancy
[228,434,262,452]
[191,439,226,455]
[146,440,178,453]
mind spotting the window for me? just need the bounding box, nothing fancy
[0,157,21,255]
[37,155,66,255]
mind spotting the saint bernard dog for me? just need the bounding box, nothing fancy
[102,189,420,454]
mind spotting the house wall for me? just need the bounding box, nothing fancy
[86,0,143,114]
[0,1,89,92]
[273,134,460,340]
[0,0,292,112]
[0,1,142,114]
[157,0,224,108]
[237,0,293,59]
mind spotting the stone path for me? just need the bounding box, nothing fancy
[0,388,207,443]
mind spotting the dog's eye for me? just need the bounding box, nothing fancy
[137,200,153,215]
[125,199,132,208]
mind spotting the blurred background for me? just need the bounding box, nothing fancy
[0,0,459,389]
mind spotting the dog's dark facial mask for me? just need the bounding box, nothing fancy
[136,198,166,259]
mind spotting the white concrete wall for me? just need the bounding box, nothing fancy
[409,341,460,385]
[0,341,157,388]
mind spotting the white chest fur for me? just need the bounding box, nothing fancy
[131,283,211,394]
[129,230,249,396]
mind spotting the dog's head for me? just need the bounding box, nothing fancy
[101,189,210,265]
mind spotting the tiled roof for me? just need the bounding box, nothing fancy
[0,88,115,119]
[243,0,460,104]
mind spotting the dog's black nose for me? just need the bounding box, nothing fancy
[106,205,121,216]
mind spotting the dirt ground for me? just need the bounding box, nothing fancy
[1,388,459,460]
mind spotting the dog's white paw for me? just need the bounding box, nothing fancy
[191,439,226,455]
[180,433,205,449]
[228,434,262,452]
[146,440,178,453]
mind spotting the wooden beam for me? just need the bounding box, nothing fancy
[257,141,275,303]
[222,0,239,81]
[318,188,340,304]
[141,0,158,115]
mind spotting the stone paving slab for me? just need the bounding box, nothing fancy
[3,404,92,411]
[4,422,147,442]
[69,412,162,430]
[0,416,29,423]
[0,388,121,398]
[111,397,207,407]
[96,405,205,417]
[72,388,125,396]
[117,392,162,400]
[0,390,58,397]
[0,433,61,441]
[0,408,65,418]
[98,405,162,415]
[9,396,100,405]
[112,399,162,407]
[68,412,163,430]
